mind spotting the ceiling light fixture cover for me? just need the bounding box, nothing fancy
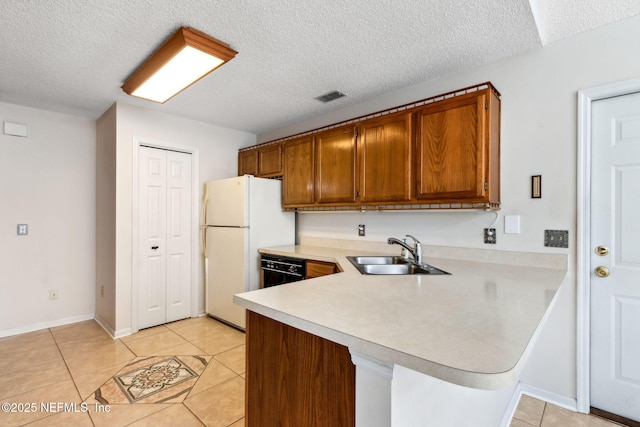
[122,26,237,103]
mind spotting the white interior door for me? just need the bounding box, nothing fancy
[138,146,192,329]
[590,91,640,421]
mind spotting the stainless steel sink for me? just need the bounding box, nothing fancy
[349,256,409,265]
[346,256,450,275]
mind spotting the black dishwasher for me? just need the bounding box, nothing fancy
[260,254,306,288]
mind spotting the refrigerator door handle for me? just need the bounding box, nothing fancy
[202,183,209,258]
[202,226,208,258]
[202,182,209,225]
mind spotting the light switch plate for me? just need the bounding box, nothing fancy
[4,122,28,137]
[544,230,568,248]
[505,215,520,234]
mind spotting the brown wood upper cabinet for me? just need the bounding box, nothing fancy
[238,143,283,178]
[257,143,282,177]
[275,83,500,209]
[282,126,357,207]
[357,111,413,203]
[314,125,357,204]
[238,149,259,176]
[414,88,500,204]
[282,135,315,207]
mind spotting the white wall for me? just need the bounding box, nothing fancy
[258,16,640,401]
[0,102,96,336]
[95,104,117,331]
[98,102,255,336]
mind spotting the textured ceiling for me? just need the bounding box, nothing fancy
[0,1,638,135]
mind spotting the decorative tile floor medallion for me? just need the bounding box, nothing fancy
[93,355,211,405]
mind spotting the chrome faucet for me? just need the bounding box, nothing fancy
[387,234,423,265]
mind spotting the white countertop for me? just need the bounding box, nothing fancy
[234,243,567,390]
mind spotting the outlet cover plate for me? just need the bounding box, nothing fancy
[544,230,569,248]
[484,228,496,244]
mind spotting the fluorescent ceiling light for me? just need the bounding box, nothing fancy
[122,27,237,103]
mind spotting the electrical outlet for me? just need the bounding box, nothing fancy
[49,289,59,300]
[544,230,569,248]
[17,224,28,235]
[358,224,366,237]
[484,228,496,244]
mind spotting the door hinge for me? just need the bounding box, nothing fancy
[485,100,488,109]
[484,182,488,190]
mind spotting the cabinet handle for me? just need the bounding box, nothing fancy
[151,246,159,250]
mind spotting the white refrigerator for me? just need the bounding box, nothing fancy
[203,175,295,329]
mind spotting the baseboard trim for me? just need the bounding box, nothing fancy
[93,314,115,338]
[500,382,579,426]
[520,383,578,412]
[0,312,96,338]
[94,314,132,339]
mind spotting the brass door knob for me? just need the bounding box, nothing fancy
[595,246,609,256]
[595,266,610,278]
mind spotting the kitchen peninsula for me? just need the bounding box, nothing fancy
[234,238,567,426]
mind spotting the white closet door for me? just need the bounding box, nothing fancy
[138,146,192,329]
[165,150,192,323]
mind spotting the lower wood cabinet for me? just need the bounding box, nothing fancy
[305,260,339,279]
[246,311,355,427]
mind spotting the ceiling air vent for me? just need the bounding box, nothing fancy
[315,90,347,103]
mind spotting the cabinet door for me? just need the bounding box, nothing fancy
[282,136,315,207]
[315,126,357,204]
[415,91,487,202]
[357,112,412,203]
[305,260,338,279]
[258,143,282,177]
[238,149,259,176]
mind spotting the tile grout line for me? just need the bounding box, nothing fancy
[48,326,99,427]
[181,401,207,426]
[539,402,548,427]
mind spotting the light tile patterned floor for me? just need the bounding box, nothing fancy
[0,318,630,426]
[0,317,246,427]
[511,394,625,427]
